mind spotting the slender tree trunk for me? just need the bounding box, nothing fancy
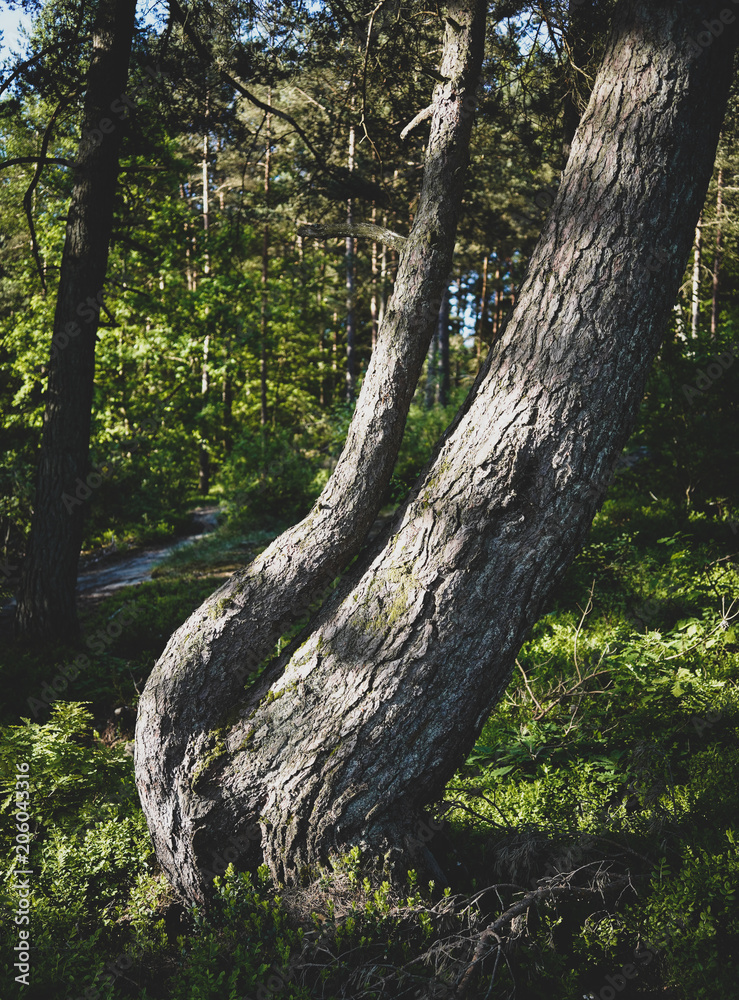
[438,284,451,406]
[493,265,502,338]
[15,0,137,642]
[691,211,702,338]
[199,130,211,495]
[370,199,379,351]
[345,124,357,403]
[136,0,737,907]
[711,166,723,337]
[181,184,195,291]
[222,361,233,454]
[476,253,489,364]
[424,322,438,408]
[260,105,271,427]
[378,212,388,338]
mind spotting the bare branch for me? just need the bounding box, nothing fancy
[298,221,407,252]
[0,156,74,171]
[400,103,435,140]
[23,101,68,295]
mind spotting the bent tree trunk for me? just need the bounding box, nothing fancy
[136,0,487,905]
[135,0,738,906]
[15,0,137,642]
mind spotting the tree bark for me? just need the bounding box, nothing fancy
[135,0,737,908]
[136,0,487,906]
[345,124,357,403]
[691,210,702,338]
[711,165,723,337]
[15,0,138,642]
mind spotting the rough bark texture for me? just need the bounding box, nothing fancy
[136,0,487,905]
[15,0,137,642]
[136,0,738,908]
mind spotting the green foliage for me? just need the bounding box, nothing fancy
[167,867,310,1000]
[220,425,327,529]
[0,704,155,999]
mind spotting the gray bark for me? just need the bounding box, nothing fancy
[135,0,737,908]
[15,0,138,642]
[136,0,488,905]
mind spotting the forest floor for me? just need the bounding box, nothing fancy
[1,494,738,1000]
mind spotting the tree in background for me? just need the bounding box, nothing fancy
[14,0,137,641]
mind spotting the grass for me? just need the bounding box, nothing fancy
[1,493,738,998]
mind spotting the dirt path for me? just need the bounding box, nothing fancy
[1,506,220,618]
[76,506,220,598]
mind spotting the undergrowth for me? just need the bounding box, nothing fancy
[2,496,739,999]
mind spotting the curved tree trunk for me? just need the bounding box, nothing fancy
[136,0,487,906]
[135,0,738,907]
[15,0,138,642]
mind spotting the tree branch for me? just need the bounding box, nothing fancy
[298,220,407,252]
[0,156,74,171]
[166,0,328,171]
[23,102,68,295]
[454,874,633,997]
[400,103,435,139]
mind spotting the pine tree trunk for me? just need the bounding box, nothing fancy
[476,253,489,363]
[424,323,439,408]
[711,166,723,337]
[438,284,451,406]
[199,130,211,495]
[691,211,702,338]
[135,0,737,907]
[15,0,138,642]
[345,124,357,403]
[260,106,271,427]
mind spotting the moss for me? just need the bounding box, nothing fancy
[190,728,229,792]
[418,457,452,506]
[236,728,256,753]
[262,687,284,706]
[360,565,419,633]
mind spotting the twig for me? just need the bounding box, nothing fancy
[401,103,435,139]
[454,874,631,997]
[515,658,543,714]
